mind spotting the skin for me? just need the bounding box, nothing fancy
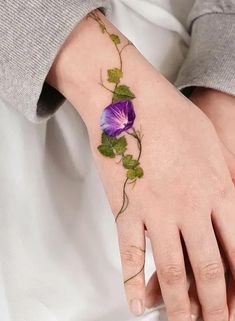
[191,89,235,321]
[146,89,235,321]
[47,10,235,321]
[191,89,235,185]
[145,233,229,320]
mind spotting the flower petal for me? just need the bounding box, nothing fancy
[100,100,136,136]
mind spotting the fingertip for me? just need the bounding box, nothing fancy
[229,314,235,321]
[130,299,145,316]
[189,282,201,321]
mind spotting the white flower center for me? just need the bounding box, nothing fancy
[117,110,128,129]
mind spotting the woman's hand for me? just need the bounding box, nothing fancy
[145,262,232,321]
[145,234,231,321]
[191,88,235,184]
[190,88,235,320]
[47,11,235,321]
[114,93,235,321]
[146,89,235,321]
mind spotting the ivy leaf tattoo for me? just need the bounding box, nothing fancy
[98,133,127,157]
[107,68,123,84]
[88,12,144,222]
[101,132,117,146]
[97,144,115,158]
[114,136,127,155]
[88,10,145,288]
[113,85,136,102]
[110,34,121,45]
[127,166,144,180]
[122,155,139,169]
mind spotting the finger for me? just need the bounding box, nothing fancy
[145,271,163,308]
[212,191,235,281]
[181,238,201,320]
[188,278,201,321]
[147,222,191,321]
[188,253,228,321]
[181,217,228,321]
[188,254,228,321]
[227,273,235,321]
[116,217,146,316]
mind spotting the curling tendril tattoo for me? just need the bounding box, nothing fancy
[88,12,144,223]
[87,11,145,287]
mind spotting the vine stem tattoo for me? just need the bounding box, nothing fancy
[88,9,145,288]
[88,11,144,221]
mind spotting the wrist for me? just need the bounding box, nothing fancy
[47,10,167,129]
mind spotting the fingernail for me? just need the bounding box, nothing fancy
[130,299,144,316]
[229,313,235,321]
[191,314,198,321]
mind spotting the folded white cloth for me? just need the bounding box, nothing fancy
[0,1,193,320]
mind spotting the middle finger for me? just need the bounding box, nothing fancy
[181,215,228,321]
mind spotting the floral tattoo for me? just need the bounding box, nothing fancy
[88,12,144,222]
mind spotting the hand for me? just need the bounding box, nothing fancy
[146,255,235,321]
[145,264,233,321]
[190,88,235,320]
[48,11,235,321]
[146,89,235,320]
[145,231,232,321]
[112,82,235,321]
[190,88,235,184]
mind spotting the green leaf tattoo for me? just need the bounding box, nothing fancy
[107,68,123,84]
[113,85,136,102]
[110,34,121,44]
[98,133,127,157]
[127,166,144,180]
[113,136,127,155]
[101,132,117,146]
[88,11,144,223]
[122,154,139,169]
[87,10,145,288]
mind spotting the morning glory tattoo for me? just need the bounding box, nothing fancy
[88,12,144,222]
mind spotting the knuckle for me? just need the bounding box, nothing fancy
[204,305,227,317]
[167,309,191,321]
[218,186,229,200]
[159,264,185,285]
[216,180,231,201]
[210,171,231,201]
[121,246,144,268]
[198,262,223,282]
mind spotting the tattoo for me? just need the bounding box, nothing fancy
[88,11,144,222]
[123,246,145,285]
[124,264,145,285]
[130,245,146,253]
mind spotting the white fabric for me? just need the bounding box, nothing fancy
[0,1,193,320]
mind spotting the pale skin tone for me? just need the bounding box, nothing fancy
[47,10,235,321]
[147,89,235,321]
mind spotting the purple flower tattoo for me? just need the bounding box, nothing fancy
[87,11,146,289]
[100,100,136,137]
[88,11,144,222]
